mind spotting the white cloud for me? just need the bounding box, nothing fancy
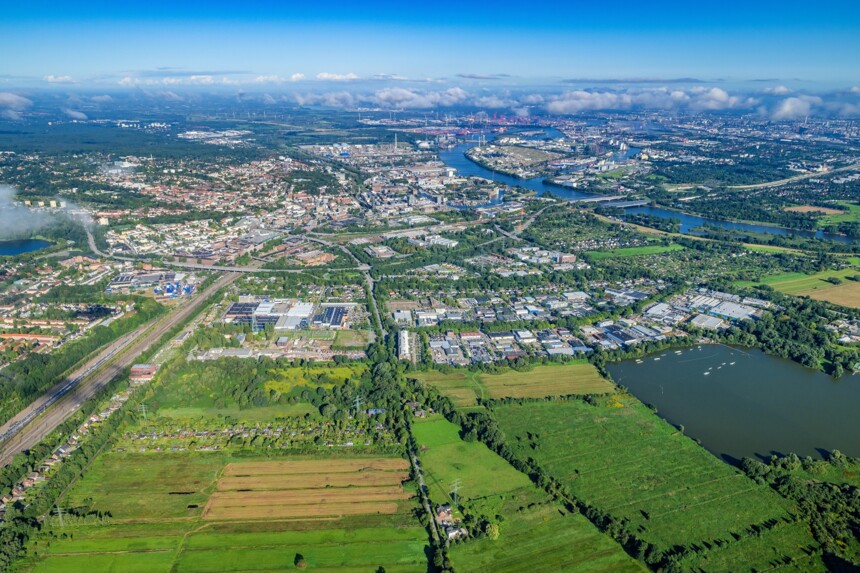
[771,95,823,120]
[62,108,88,120]
[316,72,359,81]
[851,86,860,94]
[44,74,75,84]
[544,87,756,114]
[763,85,792,95]
[255,73,305,84]
[90,95,113,103]
[372,87,470,109]
[474,95,514,108]
[0,92,32,120]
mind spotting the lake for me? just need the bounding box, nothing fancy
[0,239,51,256]
[607,344,860,464]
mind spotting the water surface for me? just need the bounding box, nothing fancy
[608,345,860,463]
[0,239,51,256]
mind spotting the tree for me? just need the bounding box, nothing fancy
[294,553,307,569]
[485,522,500,540]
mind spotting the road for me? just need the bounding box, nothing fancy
[411,452,441,545]
[302,234,385,337]
[727,163,860,190]
[0,271,238,467]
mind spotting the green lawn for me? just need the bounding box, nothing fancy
[493,397,824,569]
[585,244,684,261]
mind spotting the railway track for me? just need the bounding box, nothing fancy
[0,272,237,467]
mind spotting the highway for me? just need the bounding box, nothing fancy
[727,163,860,190]
[0,271,238,467]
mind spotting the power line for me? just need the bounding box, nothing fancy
[450,479,462,506]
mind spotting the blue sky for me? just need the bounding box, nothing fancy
[2,0,859,87]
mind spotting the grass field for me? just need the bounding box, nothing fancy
[409,370,483,407]
[735,268,859,295]
[784,205,844,215]
[585,244,684,261]
[800,280,860,308]
[493,397,824,570]
[481,363,614,399]
[412,416,643,573]
[263,364,368,394]
[332,329,373,349]
[156,402,319,422]
[24,454,429,573]
[410,362,614,406]
[412,417,531,503]
[818,201,860,225]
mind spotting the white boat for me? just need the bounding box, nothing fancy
[704,371,711,375]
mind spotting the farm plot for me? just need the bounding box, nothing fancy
[205,458,413,520]
[799,280,860,308]
[480,363,615,399]
[30,455,427,573]
[493,397,824,569]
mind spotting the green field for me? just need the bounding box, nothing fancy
[23,453,429,573]
[156,402,319,422]
[493,397,825,570]
[410,362,614,407]
[149,361,368,416]
[412,417,532,503]
[585,244,684,261]
[412,416,643,573]
[333,329,373,349]
[735,267,859,295]
[818,201,860,226]
[409,370,483,407]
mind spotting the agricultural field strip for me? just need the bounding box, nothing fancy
[217,472,409,490]
[203,501,402,520]
[208,486,412,507]
[222,458,408,475]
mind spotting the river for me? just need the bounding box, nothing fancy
[438,132,858,244]
[0,239,51,256]
[607,345,860,463]
[625,205,858,244]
